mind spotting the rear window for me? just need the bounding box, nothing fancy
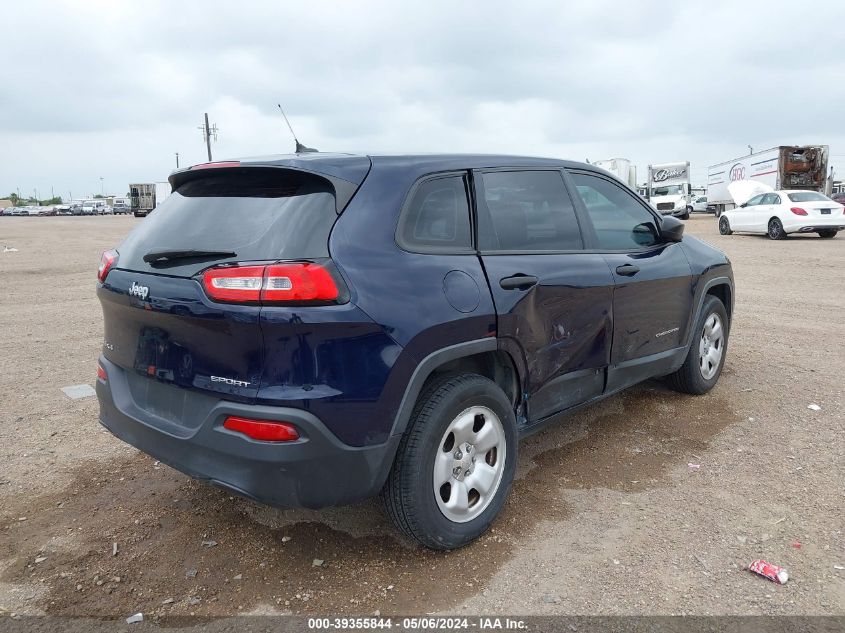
[117,169,337,275]
[787,191,831,202]
[397,175,472,252]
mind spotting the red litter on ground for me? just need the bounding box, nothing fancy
[791,542,802,549]
[748,559,789,584]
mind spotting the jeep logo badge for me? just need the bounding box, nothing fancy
[129,281,150,300]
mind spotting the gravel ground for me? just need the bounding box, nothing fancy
[0,214,842,618]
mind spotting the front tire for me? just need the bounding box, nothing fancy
[719,216,733,235]
[768,218,787,240]
[818,229,837,239]
[666,295,729,395]
[381,373,517,550]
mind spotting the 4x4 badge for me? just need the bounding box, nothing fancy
[128,282,149,300]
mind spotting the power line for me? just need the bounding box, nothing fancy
[197,113,218,161]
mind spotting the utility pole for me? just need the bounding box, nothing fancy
[198,113,218,161]
[747,145,753,155]
[100,177,104,196]
[175,152,180,168]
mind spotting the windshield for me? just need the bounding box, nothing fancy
[787,191,831,203]
[117,168,338,276]
[651,185,684,196]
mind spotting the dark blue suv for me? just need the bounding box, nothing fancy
[96,153,733,550]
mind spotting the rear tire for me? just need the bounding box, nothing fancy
[768,217,786,240]
[818,229,837,239]
[719,216,732,235]
[381,372,517,550]
[666,295,729,395]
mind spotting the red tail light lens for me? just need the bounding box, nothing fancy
[98,249,118,282]
[790,207,808,216]
[262,263,339,302]
[223,416,299,442]
[96,362,107,382]
[202,261,344,305]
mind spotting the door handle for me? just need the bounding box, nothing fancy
[615,264,640,277]
[500,274,539,290]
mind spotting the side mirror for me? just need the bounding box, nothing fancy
[660,215,685,242]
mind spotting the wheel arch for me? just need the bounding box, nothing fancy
[705,281,733,322]
[389,339,521,440]
[684,276,734,350]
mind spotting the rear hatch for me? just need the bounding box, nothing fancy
[98,166,345,405]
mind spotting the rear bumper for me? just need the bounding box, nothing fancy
[96,356,399,509]
[783,220,845,234]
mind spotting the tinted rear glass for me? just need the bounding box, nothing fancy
[787,191,830,202]
[479,170,583,251]
[117,169,337,276]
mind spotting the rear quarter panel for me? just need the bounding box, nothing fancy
[328,163,497,442]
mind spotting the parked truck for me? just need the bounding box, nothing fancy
[647,161,692,219]
[129,182,172,218]
[593,158,637,189]
[706,145,830,216]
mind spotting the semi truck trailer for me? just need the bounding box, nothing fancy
[706,145,830,216]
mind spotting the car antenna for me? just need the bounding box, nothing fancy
[277,104,318,153]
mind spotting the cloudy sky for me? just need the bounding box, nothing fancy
[1,0,844,200]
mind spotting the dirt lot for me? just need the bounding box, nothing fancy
[0,214,843,618]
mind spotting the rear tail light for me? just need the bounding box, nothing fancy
[202,265,265,303]
[790,207,808,216]
[96,362,107,383]
[202,261,346,305]
[98,249,118,282]
[223,416,299,442]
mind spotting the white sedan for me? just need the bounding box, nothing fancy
[718,190,845,240]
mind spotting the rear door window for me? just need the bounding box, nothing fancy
[117,169,338,276]
[477,170,583,252]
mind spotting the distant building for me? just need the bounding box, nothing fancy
[833,180,843,194]
[0,199,13,210]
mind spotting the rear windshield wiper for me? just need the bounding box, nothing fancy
[143,248,237,264]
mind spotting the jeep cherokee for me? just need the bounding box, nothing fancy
[96,153,734,550]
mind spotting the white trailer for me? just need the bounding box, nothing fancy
[647,161,692,218]
[593,158,637,189]
[707,145,830,216]
[155,181,172,207]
